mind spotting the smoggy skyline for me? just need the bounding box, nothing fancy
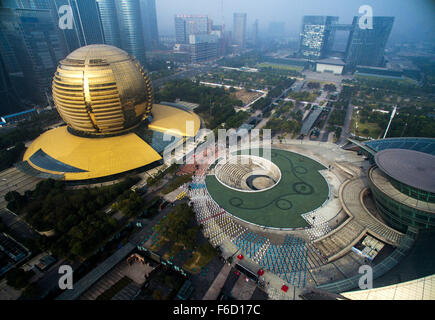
[155,0,435,42]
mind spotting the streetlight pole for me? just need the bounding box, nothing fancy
[383,106,397,139]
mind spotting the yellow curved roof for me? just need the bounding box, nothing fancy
[23,126,162,181]
[148,104,201,137]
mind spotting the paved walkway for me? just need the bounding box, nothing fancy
[231,275,257,300]
[202,263,232,300]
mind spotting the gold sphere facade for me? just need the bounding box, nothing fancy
[52,45,153,135]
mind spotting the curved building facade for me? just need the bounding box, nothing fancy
[52,45,153,136]
[20,45,201,182]
[367,148,435,232]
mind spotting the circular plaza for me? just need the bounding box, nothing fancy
[205,148,330,229]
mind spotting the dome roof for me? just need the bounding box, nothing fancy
[375,148,435,193]
[52,45,153,136]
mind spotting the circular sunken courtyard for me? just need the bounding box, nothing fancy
[205,148,330,229]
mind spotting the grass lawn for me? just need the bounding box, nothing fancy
[257,63,304,72]
[357,121,382,139]
[352,114,383,139]
[183,249,216,274]
[205,149,329,228]
[355,74,417,85]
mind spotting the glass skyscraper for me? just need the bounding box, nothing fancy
[0,7,66,104]
[96,0,122,48]
[49,0,105,53]
[0,52,21,115]
[115,0,146,66]
[233,13,247,48]
[345,16,394,68]
[139,0,159,50]
[70,0,105,46]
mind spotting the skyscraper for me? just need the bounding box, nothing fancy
[174,15,209,44]
[70,0,105,46]
[0,52,21,115]
[115,0,146,66]
[252,19,259,46]
[139,0,159,50]
[345,16,394,68]
[49,0,105,53]
[96,0,121,48]
[233,13,247,48]
[299,16,338,60]
[0,7,66,104]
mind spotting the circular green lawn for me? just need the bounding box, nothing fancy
[205,148,329,228]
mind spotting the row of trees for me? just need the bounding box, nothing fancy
[153,203,198,251]
[5,177,141,259]
[155,80,245,129]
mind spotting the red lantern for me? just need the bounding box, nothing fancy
[257,269,265,276]
[237,254,244,260]
[281,285,289,292]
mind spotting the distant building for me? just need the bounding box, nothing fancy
[299,15,394,71]
[252,19,259,46]
[189,34,218,63]
[316,58,345,75]
[175,15,209,44]
[345,16,394,69]
[139,0,159,50]
[96,0,122,48]
[299,16,338,60]
[233,13,247,48]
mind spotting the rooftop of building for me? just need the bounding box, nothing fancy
[374,149,435,193]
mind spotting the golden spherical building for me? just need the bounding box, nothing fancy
[53,45,153,136]
[19,45,201,182]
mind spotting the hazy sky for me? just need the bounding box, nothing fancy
[155,0,435,41]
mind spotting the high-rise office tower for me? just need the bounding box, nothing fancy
[50,0,80,53]
[174,15,209,44]
[233,13,247,48]
[96,0,121,48]
[0,52,22,115]
[299,16,338,60]
[0,7,66,104]
[49,0,105,53]
[252,19,259,46]
[345,16,394,68]
[116,0,146,66]
[70,0,105,45]
[139,0,159,50]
